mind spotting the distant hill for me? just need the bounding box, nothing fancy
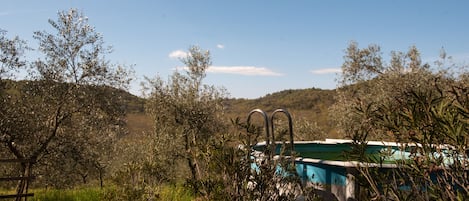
[223,88,338,137]
[3,80,338,138]
[124,87,339,138]
[1,79,146,114]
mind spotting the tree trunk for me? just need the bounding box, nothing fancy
[185,141,198,181]
[15,161,32,201]
[99,168,104,188]
[185,131,199,193]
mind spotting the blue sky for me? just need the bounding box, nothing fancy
[1,1,469,98]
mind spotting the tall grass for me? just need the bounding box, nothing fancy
[31,188,101,201]
[25,184,194,201]
[158,184,193,201]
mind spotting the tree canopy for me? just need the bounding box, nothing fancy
[332,42,469,200]
[0,9,132,190]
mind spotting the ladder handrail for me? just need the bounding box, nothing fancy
[247,108,295,155]
[271,108,295,153]
[247,109,273,161]
[247,109,270,147]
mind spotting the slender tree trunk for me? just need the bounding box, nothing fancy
[184,130,200,194]
[99,168,104,188]
[16,162,32,201]
[15,166,27,201]
[185,133,198,181]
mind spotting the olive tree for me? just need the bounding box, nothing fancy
[0,9,131,192]
[331,42,434,140]
[331,42,469,200]
[145,46,227,194]
[0,29,29,195]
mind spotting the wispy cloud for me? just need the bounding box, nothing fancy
[176,66,283,76]
[208,66,283,76]
[216,44,224,49]
[168,50,188,60]
[310,68,341,74]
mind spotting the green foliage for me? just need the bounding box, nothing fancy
[143,46,228,195]
[335,42,469,200]
[332,42,436,140]
[1,9,132,195]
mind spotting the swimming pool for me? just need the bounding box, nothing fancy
[251,139,413,201]
[246,108,464,200]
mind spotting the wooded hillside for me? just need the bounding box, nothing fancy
[122,87,339,140]
[222,88,337,137]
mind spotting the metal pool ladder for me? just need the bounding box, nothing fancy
[246,108,295,159]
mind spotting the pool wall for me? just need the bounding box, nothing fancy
[252,139,409,201]
[296,159,355,200]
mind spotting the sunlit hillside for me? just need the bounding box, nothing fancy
[122,86,339,139]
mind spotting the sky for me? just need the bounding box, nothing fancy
[1,0,469,99]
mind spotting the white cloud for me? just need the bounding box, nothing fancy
[176,66,283,76]
[216,44,224,49]
[208,66,283,76]
[310,68,342,74]
[168,50,188,59]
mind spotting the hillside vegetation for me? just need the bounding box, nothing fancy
[123,87,338,139]
[4,80,337,139]
[222,88,338,137]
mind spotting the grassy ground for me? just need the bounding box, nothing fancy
[31,188,101,201]
[157,184,194,201]
[1,185,194,201]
